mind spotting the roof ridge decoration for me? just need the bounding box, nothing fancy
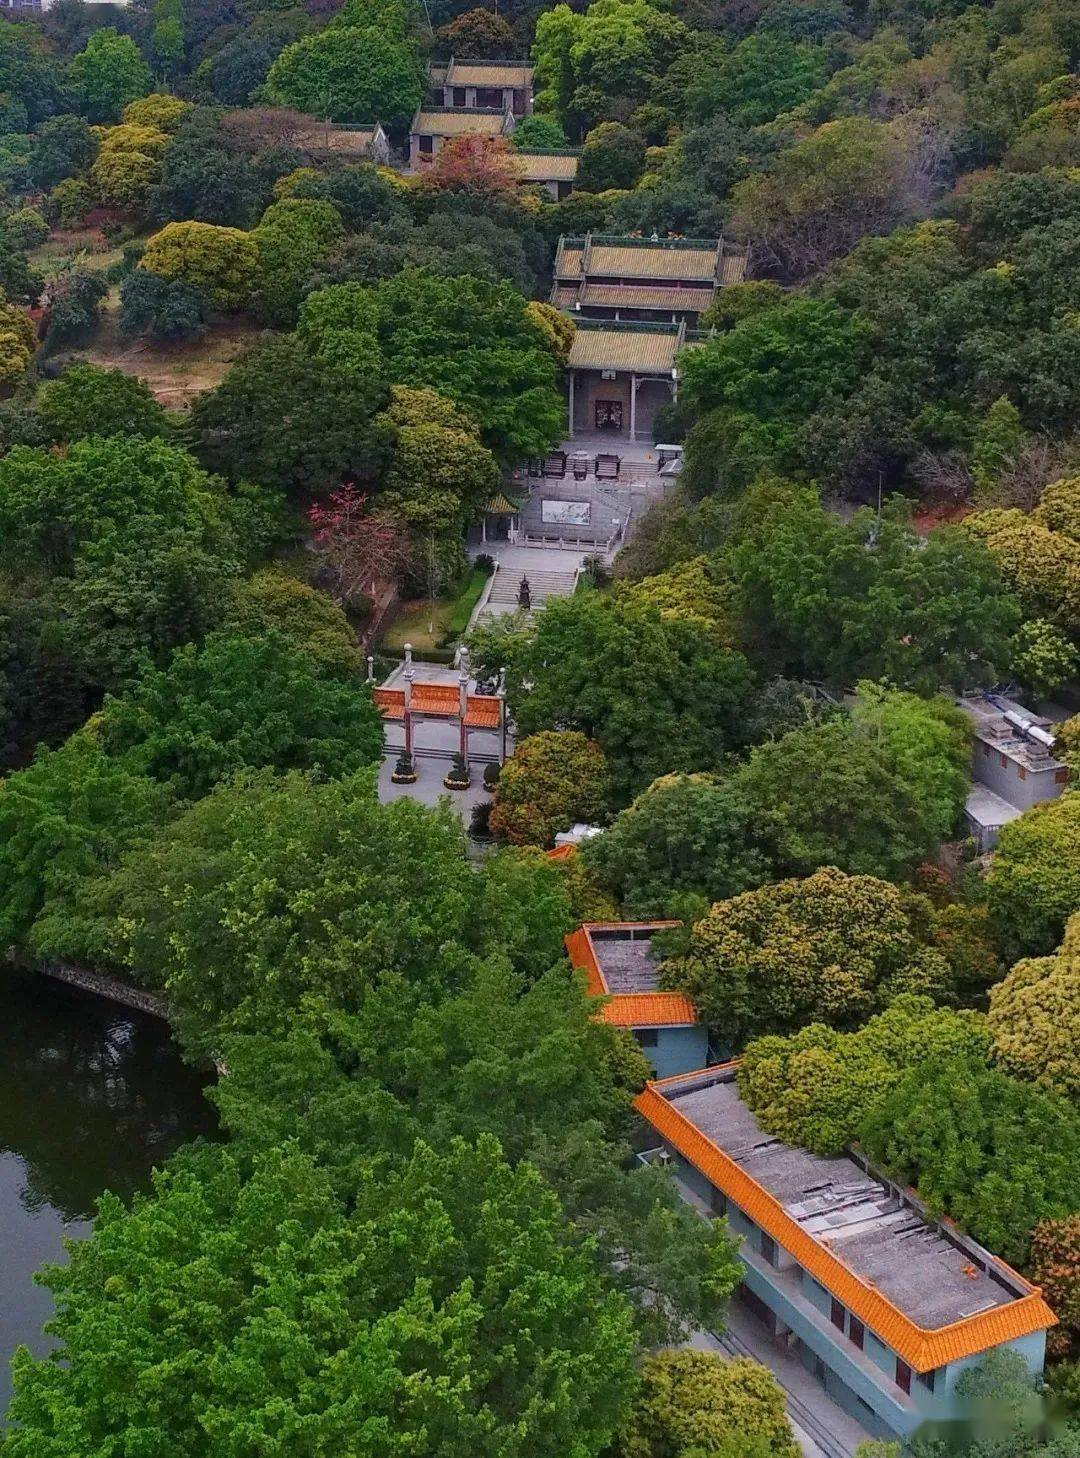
[634,1078,1056,1371]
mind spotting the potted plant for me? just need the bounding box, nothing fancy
[391,750,417,784]
[443,752,471,790]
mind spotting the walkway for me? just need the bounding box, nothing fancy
[689,1309,874,1458]
[471,544,586,621]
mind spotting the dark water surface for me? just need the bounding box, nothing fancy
[0,968,216,1413]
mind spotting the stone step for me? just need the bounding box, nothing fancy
[488,567,578,604]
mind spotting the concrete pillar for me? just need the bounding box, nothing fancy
[630,373,638,442]
[481,515,487,544]
[466,87,476,107]
[497,667,508,765]
[458,645,471,761]
[568,371,575,435]
[403,642,415,759]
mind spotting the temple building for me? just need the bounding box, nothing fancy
[511,149,580,199]
[554,235,749,440]
[552,234,748,326]
[295,120,391,165]
[428,58,534,116]
[638,1063,1055,1443]
[565,922,708,1077]
[409,105,516,167]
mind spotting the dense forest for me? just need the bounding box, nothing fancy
[0,0,1077,1451]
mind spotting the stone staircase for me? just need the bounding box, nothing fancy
[487,565,580,608]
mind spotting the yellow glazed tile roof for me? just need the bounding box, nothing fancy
[635,1076,1057,1372]
[413,109,509,137]
[567,327,680,373]
[577,282,715,311]
[445,60,533,87]
[588,244,719,280]
[512,151,580,182]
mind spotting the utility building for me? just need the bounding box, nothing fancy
[958,694,1069,849]
[566,922,709,1077]
[637,1064,1055,1443]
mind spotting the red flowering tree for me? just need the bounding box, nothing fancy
[419,135,521,198]
[308,483,412,608]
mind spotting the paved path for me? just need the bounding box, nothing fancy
[689,1310,873,1458]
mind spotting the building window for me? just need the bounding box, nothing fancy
[896,1360,912,1395]
[634,1028,659,1048]
[848,1317,864,1351]
[830,1298,845,1331]
[982,743,990,756]
[1057,769,1070,783]
[1018,766,1027,780]
[761,1233,777,1265]
[453,87,467,106]
[419,135,434,155]
[917,1368,936,1393]
[711,1187,727,1216]
[999,752,1008,769]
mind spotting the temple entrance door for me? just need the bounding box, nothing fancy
[595,400,623,431]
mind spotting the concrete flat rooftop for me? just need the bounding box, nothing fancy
[591,927,664,994]
[666,1072,1028,1332]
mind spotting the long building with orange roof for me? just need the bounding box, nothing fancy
[635,1063,1055,1442]
[565,922,709,1077]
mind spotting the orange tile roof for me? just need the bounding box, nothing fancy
[565,923,695,1028]
[373,684,502,727]
[635,1077,1057,1372]
[545,843,577,861]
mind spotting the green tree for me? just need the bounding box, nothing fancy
[108,769,478,1046]
[214,951,743,1346]
[533,0,689,133]
[379,417,500,537]
[577,121,646,192]
[510,592,754,803]
[222,568,362,678]
[28,114,97,189]
[42,268,105,351]
[697,33,831,127]
[663,867,957,1048]
[737,995,994,1156]
[436,7,516,59]
[859,1058,1080,1266]
[581,772,770,917]
[731,485,1022,693]
[731,116,914,279]
[151,0,185,77]
[299,271,565,462]
[190,334,395,498]
[36,364,170,443]
[266,26,424,129]
[0,730,175,953]
[139,219,260,311]
[1029,1216,1080,1361]
[727,687,970,883]
[98,629,384,800]
[252,196,344,326]
[4,1137,639,1458]
[988,913,1080,1101]
[119,268,210,342]
[490,730,612,847]
[616,1349,799,1458]
[987,794,1080,958]
[0,432,233,574]
[512,114,571,150]
[67,29,153,123]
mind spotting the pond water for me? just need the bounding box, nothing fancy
[0,968,217,1414]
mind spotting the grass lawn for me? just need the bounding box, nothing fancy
[382,568,490,655]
